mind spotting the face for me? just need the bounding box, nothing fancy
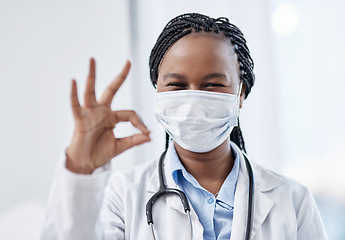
[156,32,246,106]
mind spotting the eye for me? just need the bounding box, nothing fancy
[166,82,187,88]
[204,83,225,88]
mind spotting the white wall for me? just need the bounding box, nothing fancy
[0,0,131,239]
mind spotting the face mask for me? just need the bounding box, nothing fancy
[155,87,241,153]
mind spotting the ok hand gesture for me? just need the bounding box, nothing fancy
[66,58,151,174]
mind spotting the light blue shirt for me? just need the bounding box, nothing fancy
[169,142,240,240]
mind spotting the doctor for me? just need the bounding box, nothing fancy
[41,13,328,240]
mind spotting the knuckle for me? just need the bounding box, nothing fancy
[86,91,96,96]
[113,113,119,122]
[119,70,128,79]
[107,86,116,94]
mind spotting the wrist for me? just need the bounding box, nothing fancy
[65,150,95,174]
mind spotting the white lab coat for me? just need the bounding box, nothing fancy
[41,143,328,240]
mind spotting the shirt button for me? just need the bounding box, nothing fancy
[207,198,214,204]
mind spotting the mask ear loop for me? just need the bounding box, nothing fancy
[237,82,243,108]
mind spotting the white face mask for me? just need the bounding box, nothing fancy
[155,87,242,153]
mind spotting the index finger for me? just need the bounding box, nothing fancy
[112,110,150,135]
[70,79,82,119]
[99,60,131,107]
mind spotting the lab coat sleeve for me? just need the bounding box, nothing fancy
[99,173,126,239]
[295,186,329,239]
[40,155,114,240]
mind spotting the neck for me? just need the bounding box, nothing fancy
[174,139,234,195]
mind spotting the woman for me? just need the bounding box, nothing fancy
[41,13,328,240]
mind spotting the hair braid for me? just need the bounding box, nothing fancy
[230,121,247,153]
[150,13,255,152]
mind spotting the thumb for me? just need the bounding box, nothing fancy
[114,133,151,156]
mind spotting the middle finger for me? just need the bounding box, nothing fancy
[84,58,98,107]
[99,60,131,107]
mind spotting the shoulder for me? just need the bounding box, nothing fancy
[251,163,328,238]
[253,162,310,195]
[252,162,316,212]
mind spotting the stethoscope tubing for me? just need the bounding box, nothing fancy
[243,151,254,240]
[146,148,254,240]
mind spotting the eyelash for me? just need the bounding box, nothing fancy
[204,83,224,87]
[166,82,186,87]
[166,82,225,88]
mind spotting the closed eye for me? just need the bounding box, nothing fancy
[204,83,225,88]
[166,82,187,88]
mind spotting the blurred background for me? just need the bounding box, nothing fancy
[0,0,344,239]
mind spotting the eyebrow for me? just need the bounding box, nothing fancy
[163,73,185,81]
[162,72,228,81]
[201,73,228,81]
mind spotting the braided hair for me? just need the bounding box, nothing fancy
[150,13,255,153]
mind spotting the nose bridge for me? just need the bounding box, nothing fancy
[188,85,199,90]
[188,82,202,90]
[186,73,205,90]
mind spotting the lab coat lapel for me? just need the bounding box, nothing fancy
[230,145,282,240]
[250,187,275,239]
[146,158,160,194]
[231,164,253,240]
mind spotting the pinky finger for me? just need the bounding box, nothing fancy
[71,79,82,119]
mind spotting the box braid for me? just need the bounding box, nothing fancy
[150,13,255,153]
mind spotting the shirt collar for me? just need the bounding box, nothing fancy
[169,142,201,188]
[169,141,241,207]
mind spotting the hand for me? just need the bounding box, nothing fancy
[66,58,151,174]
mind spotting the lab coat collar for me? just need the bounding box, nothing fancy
[147,143,283,240]
[147,145,180,194]
[231,141,282,193]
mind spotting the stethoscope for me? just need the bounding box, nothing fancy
[146,148,254,240]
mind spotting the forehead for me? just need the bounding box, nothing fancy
[159,32,238,74]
